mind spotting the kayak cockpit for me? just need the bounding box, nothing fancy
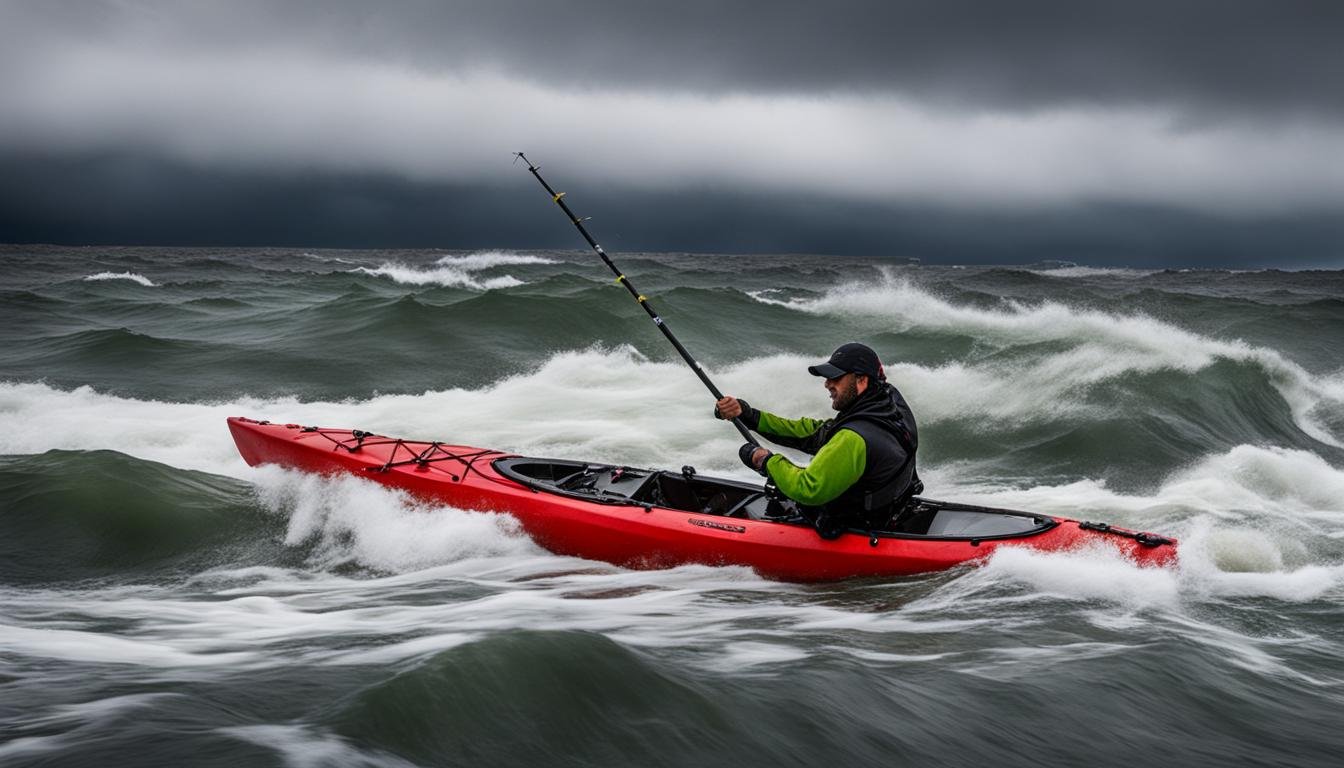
[493,457,1058,541]
[890,500,1056,538]
[494,457,788,520]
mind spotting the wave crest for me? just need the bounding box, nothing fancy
[352,250,557,289]
[253,466,538,573]
[752,271,1344,446]
[82,272,156,286]
[432,251,557,270]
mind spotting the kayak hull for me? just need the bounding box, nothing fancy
[228,417,1178,581]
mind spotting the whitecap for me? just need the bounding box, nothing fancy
[252,465,541,572]
[432,250,557,270]
[351,250,556,289]
[351,263,523,290]
[978,543,1183,608]
[933,444,1344,540]
[1029,266,1158,278]
[751,269,1344,446]
[82,271,156,286]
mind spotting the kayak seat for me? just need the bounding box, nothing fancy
[700,492,731,516]
[888,502,939,534]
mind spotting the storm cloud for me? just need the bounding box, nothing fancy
[2,1,1342,264]
[10,1,1344,111]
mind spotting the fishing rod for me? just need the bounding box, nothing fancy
[514,152,759,447]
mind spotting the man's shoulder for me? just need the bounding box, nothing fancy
[830,418,895,445]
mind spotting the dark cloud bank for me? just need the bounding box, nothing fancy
[16,0,1344,113]
[6,150,1339,268]
[4,1,1344,266]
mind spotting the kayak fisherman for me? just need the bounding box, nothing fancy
[715,343,922,538]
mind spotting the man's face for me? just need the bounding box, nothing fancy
[824,372,863,411]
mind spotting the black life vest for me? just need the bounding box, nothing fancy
[809,381,921,537]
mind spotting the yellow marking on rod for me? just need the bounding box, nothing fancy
[637,295,647,302]
[616,275,626,284]
[552,192,566,202]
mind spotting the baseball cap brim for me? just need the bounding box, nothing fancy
[807,362,847,378]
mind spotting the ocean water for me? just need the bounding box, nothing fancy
[1,243,1342,767]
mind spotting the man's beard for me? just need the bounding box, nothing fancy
[830,378,860,411]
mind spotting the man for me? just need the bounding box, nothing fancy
[715,343,921,538]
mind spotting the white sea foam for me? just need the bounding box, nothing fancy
[0,624,256,666]
[1029,266,1159,279]
[351,250,556,289]
[980,544,1183,608]
[432,251,558,270]
[933,444,1344,519]
[919,442,1344,604]
[301,252,356,264]
[0,500,1334,691]
[352,263,524,289]
[252,465,542,572]
[930,444,1344,556]
[221,725,419,768]
[894,523,1341,617]
[82,271,156,286]
[751,271,1344,446]
[0,349,770,480]
[713,641,810,668]
[0,564,791,672]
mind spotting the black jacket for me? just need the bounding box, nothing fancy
[748,381,921,534]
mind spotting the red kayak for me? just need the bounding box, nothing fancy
[228,417,1178,581]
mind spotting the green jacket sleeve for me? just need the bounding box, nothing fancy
[755,411,830,453]
[764,428,867,506]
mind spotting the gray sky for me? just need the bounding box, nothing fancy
[3,0,1343,265]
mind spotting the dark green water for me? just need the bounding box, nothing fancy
[2,244,1342,766]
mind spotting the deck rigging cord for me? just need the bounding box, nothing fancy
[297,424,507,485]
[515,152,759,447]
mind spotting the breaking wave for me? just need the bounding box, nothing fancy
[431,251,558,270]
[351,250,558,289]
[82,271,156,286]
[751,272,1344,447]
[1029,266,1159,279]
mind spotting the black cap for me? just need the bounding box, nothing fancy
[808,343,884,380]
